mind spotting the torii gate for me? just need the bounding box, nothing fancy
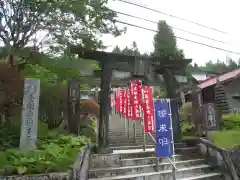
[70,47,191,152]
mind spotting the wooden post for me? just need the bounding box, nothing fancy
[20,78,40,151]
[162,69,181,142]
[99,61,112,151]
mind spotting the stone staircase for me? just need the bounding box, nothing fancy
[88,115,227,180]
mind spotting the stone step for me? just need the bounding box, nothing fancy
[109,147,198,160]
[88,164,220,180]
[108,134,155,139]
[178,173,223,180]
[108,139,154,145]
[109,146,195,153]
[109,139,187,147]
[121,154,184,166]
[110,144,155,149]
[109,142,155,147]
[88,158,206,178]
[108,136,155,141]
[108,129,152,133]
[108,132,153,136]
[121,157,205,167]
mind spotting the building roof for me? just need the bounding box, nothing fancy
[198,68,240,89]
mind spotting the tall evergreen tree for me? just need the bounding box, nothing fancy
[112,46,121,53]
[153,20,184,58]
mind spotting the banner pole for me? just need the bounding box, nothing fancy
[133,121,136,143]
[152,98,160,171]
[125,87,130,139]
[127,118,130,138]
[113,88,116,116]
[168,99,177,180]
[140,81,146,151]
[123,88,128,136]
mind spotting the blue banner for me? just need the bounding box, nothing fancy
[154,99,173,157]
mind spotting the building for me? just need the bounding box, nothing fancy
[191,70,218,82]
[187,68,240,114]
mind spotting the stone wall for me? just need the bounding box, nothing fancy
[198,138,238,180]
[1,172,68,180]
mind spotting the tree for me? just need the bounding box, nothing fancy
[0,0,124,65]
[112,45,121,53]
[114,41,142,56]
[153,20,184,58]
[226,57,238,69]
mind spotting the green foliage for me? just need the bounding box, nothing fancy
[179,102,195,136]
[0,115,93,175]
[189,58,240,75]
[180,122,195,135]
[112,41,142,56]
[0,118,49,151]
[38,83,67,129]
[77,117,97,143]
[179,102,192,123]
[0,134,90,175]
[153,87,165,98]
[207,113,240,149]
[208,130,240,149]
[153,20,184,58]
[221,113,240,129]
[0,0,124,54]
[23,64,57,84]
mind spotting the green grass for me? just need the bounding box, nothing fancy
[208,129,240,149]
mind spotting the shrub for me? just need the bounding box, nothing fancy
[0,64,24,119]
[179,102,193,123]
[222,113,240,129]
[180,122,195,136]
[208,130,240,149]
[0,118,49,151]
[0,135,90,176]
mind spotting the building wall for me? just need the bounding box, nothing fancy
[224,79,240,113]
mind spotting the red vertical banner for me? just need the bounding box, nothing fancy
[129,80,141,120]
[110,93,115,108]
[122,89,127,117]
[115,88,120,112]
[142,86,155,132]
[126,88,132,119]
[119,88,125,115]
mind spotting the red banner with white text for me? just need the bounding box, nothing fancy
[122,89,128,117]
[126,88,132,119]
[142,86,155,132]
[120,88,125,115]
[115,88,120,112]
[129,80,142,120]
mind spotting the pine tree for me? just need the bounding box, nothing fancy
[153,20,184,58]
[112,46,122,53]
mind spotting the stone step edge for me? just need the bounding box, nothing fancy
[177,173,222,180]
[121,154,182,161]
[89,158,205,172]
[92,147,197,157]
[91,152,182,158]
[88,164,213,180]
[110,145,154,149]
[109,146,197,151]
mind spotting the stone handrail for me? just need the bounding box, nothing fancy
[198,138,239,180]
[69,144,92,180]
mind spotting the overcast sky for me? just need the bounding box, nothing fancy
[101,0,240,65]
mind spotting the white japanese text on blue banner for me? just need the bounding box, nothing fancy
[154,99,174,157]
